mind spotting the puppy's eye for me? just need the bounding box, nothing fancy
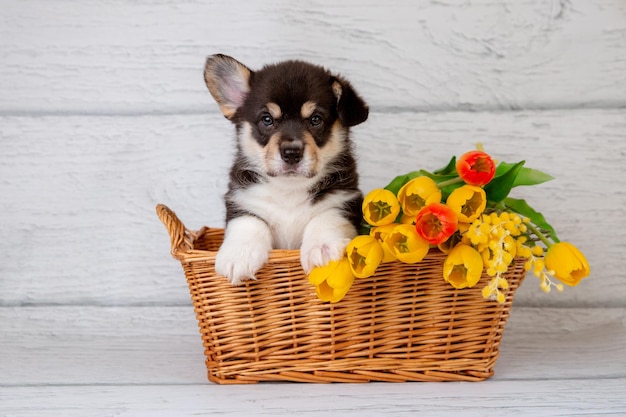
[260,114,274,127]
[309,115,323,127]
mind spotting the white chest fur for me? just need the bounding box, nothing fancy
[230,177,355,249]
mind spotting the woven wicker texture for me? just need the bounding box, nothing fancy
[156,204,526,384]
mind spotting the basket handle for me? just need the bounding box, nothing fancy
[155,204,194,258]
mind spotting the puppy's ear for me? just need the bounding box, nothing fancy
[332,77,369,127]
[204,54,252,120]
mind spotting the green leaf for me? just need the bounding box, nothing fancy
[496,162,554,187]
[383,171,422,195]
[484,161,525,203]
[433,156,457,176]
[504,197,560,242]
[417,170,459,184]
[384,169,461,195]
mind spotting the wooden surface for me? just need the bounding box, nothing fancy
[2,306,625,415]
[2,0,625,113]
[1,0,625,415]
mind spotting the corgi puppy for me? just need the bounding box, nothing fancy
[204,54,368,285]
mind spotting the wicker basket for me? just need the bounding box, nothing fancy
[156,204,526,384]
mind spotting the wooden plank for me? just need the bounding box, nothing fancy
[1,0,625,114]
[495,307,626,380]
[1,307,625,386]
[0,306,208,386]
[1,109,624,306]
[1,379,625,416]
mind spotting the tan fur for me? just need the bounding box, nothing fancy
[266,102,282,119]
[314,121,346,175]
[300,101,317,119]
[331,81,343,102]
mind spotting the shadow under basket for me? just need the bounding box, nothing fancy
[156,204,526,384]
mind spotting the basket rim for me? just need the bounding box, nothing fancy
[156,204,527,264]
[178,226,465,264]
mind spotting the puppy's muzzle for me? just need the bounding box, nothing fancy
[280,139,303,165]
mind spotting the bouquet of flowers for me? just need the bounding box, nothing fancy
[308,148,590,303]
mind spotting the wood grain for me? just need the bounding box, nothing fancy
[1,0,624,114]
[1,109,624,307]
[2,380,625,417]
[1,306,624,415]
[1,306,622,385]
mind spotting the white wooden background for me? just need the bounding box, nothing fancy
[1,0,625,415]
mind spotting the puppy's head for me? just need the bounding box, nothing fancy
[204,54,368,179]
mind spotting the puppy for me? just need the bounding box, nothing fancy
[204,54,368,285]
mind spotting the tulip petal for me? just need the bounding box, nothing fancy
[308,261,336,286]
[446,185,487,223]
[545,242,590,286]
[383,224,430,264]
[362,189,401,226]
[415,203,458,245]
[397,176,442,216]
[330,279,355,303]
[346,235,384,278]
[443,244,484,289]
[315,281,335,302]
[370,224,399,262]
[456,150,496,186]
[327,258,355,289]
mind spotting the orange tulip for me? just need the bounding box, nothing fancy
[456,150,496,186]
[414,203,458,245]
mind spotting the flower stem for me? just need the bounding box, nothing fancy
[493,201,507,211]
[524,220,554,247]
[437,176,464,188]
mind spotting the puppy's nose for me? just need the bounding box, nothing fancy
[280,142,303,164]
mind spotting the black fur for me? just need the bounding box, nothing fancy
[309,150,363,229]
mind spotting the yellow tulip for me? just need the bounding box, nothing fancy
[446,185,487,223]
[400,213,416,225]
[369,224,398,262]
[346,235,384,278]
[397,176,442,216]
[544,242,590,286]
[308,257,355,303]
[362,188,401,226]
[382,224,430,264]
[443,244,484,289]
[437,231,463,254]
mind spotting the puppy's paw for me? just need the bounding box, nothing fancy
[300,237,351,274]
[215,217,272,286]
[215,244,269,286]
